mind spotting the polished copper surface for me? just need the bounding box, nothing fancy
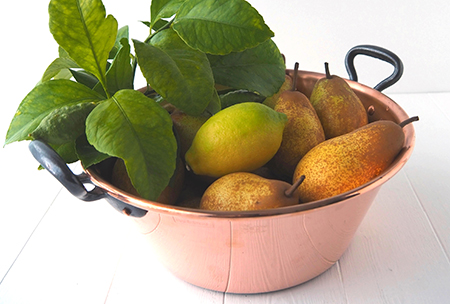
[85,70,416,294]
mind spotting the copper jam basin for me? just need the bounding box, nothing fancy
[29,45,416,294]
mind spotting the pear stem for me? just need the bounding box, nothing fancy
[398,116,419,128]
[325,62,332,79]
[285,175,305,198]
[292,62,299,91]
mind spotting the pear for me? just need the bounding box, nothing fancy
[171,110,210,159]
[293,116,419,203]
[268,62,326,179]
[263,74,293,109]
[111,157,185,205]
[309,62,368,139]
[200,172,305,211]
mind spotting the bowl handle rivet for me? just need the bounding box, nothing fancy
[122,208,132,216]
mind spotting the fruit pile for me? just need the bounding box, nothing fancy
[112,62,418,211]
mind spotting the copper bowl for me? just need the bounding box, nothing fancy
[29,45,415,294]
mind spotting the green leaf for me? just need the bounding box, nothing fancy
[49,0,118,92]
[71,69,100,89]
[85,89,177,200]
[104,38,134,96]
[134,29,216,115]
[150,19,170,32]
[208,39,285,97]
[141,21,151,28]
[109,26,129,59]
[150,0,185,29]
[51,141,79,164]
[76,134,110,168]
[58,46,71,58]
[41,57,79,82]
[205,90,221,115]
[4,79,104,146]
[173,0,273,55]
[31,102,97,145]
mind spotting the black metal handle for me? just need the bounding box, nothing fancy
[29,140,148,217]
[29,140,106,201]
[345,45,403,92]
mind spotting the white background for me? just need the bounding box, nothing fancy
[1,2,450,303]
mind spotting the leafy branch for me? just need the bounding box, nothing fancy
[4,0,286,201]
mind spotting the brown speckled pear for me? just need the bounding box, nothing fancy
[268,63,325,179]
[309,62,368,139]
[200,172,305,211]
[293,117,419,203]
[263,74,293,109]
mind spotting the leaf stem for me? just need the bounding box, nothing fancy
[100,79,111,99]
[145,19,174,44]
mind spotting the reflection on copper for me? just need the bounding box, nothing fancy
[85,69,416,294]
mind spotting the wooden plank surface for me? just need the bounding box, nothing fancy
[1,93,449,303]
[0,189,129,304]
[398,93,450,259]
[0,142,62,281]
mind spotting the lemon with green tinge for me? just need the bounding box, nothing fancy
[185,102,288,178]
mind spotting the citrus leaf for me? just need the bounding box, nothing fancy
[149,19,170,32]
[109,26,129,59]
[208,39,285,97]
[71,70,100,90]
[91,38,133,97]
[104,38,134,96]
[50,141,79,164]
[85,89,177,201]
[31,102,97,145]
[41,57,79,82]
[205,90,221,115]
[150,0,185,29]
[5,79,104,146]
[134,29,216,115]
[49,0,118,90]
[173,0,273,55]
[76,134,110,168]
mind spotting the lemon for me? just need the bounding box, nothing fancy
[185,102,288,177]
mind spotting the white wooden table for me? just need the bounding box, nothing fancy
[1,92,450,303]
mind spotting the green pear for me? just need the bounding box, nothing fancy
[268,62,326,179]
[293,116,419,203]
[309,62,368,139]
[200,172,305,211]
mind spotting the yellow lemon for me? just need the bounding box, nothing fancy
[185,102,288,177]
